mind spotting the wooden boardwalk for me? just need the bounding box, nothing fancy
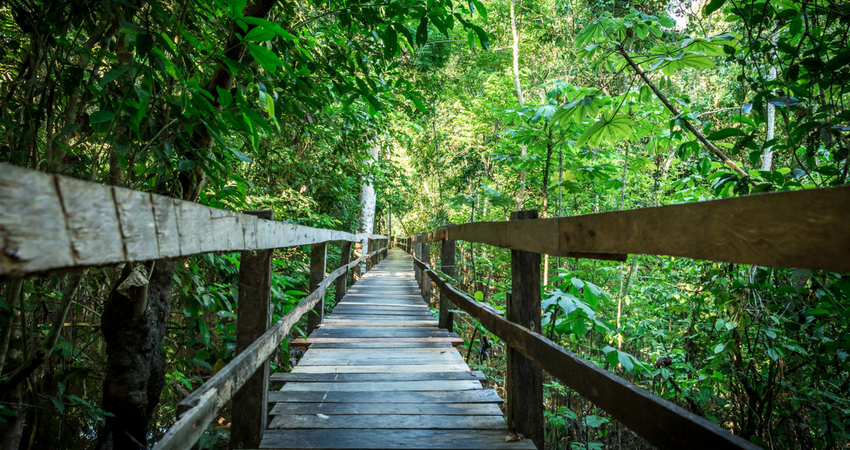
[259,249,536,449]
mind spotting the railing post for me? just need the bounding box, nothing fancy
[353,232,362,282]
[366,238,373,271]
[306,242,327,335]
[507,210,543,449]
[439,224,455,331]
[421,240,431,305]
[413,236,421,287]
[232,210,273,450]
[335,240,352,305]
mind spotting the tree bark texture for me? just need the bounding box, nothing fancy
[100,260,175,450]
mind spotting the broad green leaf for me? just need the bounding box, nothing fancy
[706,127,746,140]
[703,0,726,16]
[217,86,233,107]
[577,113,634,147]
[90,111,115,124]
[383,26,398,60]
[243,26,276,42]
[416,17,429,46]
[247,44,283,74]
[227,146,252,163]
[99,65,130,88]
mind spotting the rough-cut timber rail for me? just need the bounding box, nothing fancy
[262,249,535,450]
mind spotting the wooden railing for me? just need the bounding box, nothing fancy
[0,163,389,450]
[406,185,849,450]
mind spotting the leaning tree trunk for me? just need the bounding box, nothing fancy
[100,261,176,450]
[358,142,379,273]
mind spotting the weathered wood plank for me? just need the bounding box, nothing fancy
[335,302,427,308]
[306,341,454,349]
[295,358,465,367]
[335,241,352,305]
[113,186,160,262]
[268,414,506,430]
[151,195,181,258]
[0,164,389,278]
[413,187,850,271]
[507,210,543,450]
[258,429,535,449]
[55,175,124,265]
[278,380,481,392]
[310,327,451,338]
[439,225,456,331]
[415,256,760,450]
[231,210,273,450]
[320,321,439,327]
[307,242,327,334]
[299,348,459,355]
[268,389,503,403]
[176,200,210,256]
[290,337,463,349]
[270,371,486,382]
[0,164,73,278]
[289,364,473,374]
[269,402,502,416]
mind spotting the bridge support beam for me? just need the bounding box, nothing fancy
[232,210,274,450]
[439,224,455,331]
[335,241,352,305]
[507,210,544,449]
[420,241,431,305]
[307,242,327,335]
[413,237,421,286]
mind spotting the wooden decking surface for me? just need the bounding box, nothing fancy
[259,249,535,449]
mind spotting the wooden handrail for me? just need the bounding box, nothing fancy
[153,251,382,450]
[412,256,759,450]
[411,186,850,272]
[0,164,385,278]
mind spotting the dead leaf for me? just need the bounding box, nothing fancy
[505,433,525,442]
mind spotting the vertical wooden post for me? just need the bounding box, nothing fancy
[507,210,543,449]
[366,238,373,271]
[232,210,273,450]
[439,224,456,331]
[335,241,352,305]
[413,237,421,286]
[306,242,327,335]
[421,241,431,304]
[353,233,362,282]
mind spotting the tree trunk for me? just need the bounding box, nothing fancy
[510,0,527,209]
[358,142,379,272]
[100,261,175,450]
[761,64,776,172]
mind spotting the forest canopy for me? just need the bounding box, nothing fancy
[0,0,849,448]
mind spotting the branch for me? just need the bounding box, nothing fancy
[619,48,756,185]
[289,3,393,31]
[0,271,85,398]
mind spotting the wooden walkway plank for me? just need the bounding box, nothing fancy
[268,414,507,429]
[262,249,534,450]
[270,371,486,382]
[259,429,536,449]
[269,403,503,416]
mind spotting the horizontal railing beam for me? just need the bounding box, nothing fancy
[411,186,850,272]
[412,256,759,450]
[0,164,384,279]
